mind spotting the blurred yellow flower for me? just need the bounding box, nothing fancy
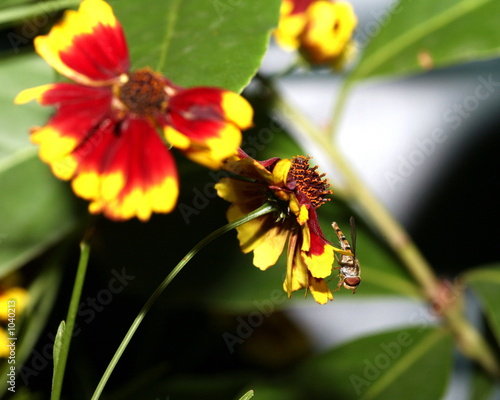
[0,288,29,320]
[274,0,357,67]
[0,282,29,358]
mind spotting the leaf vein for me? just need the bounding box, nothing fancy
[156,0,183,72]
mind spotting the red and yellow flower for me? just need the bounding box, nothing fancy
[274,0,357,66]
[215,150,346,304]
[15,0,253,221]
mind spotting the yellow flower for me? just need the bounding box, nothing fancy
[215,150,345,304]
[274,0,357,66]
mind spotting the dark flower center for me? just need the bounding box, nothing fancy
[288,156,332,209]
[119,68,167,115]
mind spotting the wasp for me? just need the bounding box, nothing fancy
[332,216,361,293]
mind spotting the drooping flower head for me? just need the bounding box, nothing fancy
[14,0,253,221]
[274,0,357,66]
[215,150,345,304]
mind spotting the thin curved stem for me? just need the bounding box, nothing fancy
[91,203,277,400]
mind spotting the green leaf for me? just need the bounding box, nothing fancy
[111,0,281,92]
[470,365,497,400]
[237,390,254,400]
[293,327,454,400]
[350,0,500,82]
[463,264,500,345]
[0,52,82,278]
[0,0,78,29]
[236,384,300,400]
[52,320,66,386]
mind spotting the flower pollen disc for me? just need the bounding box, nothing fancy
[119,68,167,115]
[289,156,332,208]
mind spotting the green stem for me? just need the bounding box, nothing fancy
[327,79,353,140]
[444,306,500,377]
[262,76,500,378]
[51,237,91,400]
[91,203,277,400]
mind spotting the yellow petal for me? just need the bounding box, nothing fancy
[303,243,334,279]
[252,225,289,270]
[72,171,100,200]
[14,84,55,104]
[283,237,308,297]
[228,205,266,252]
[272,158,292,186]
[81,173,178,221]
[303,1,357,63]
[274,1,308,50]
[164,125,190,150]
[221,91,253,130]
[31,126,78,163]
[51,154,78,180]
[195,123,242,168]
[309,278,333,305]
[100,172,126,201]
[149,176,179,213]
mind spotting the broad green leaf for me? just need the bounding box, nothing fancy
[0,53,52,159]
[463,264,500,345]
[293,327,454,400]
[0,53,82,277]
[111,0,281,92]
[350,0,500,82]
[0,0,34,10]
